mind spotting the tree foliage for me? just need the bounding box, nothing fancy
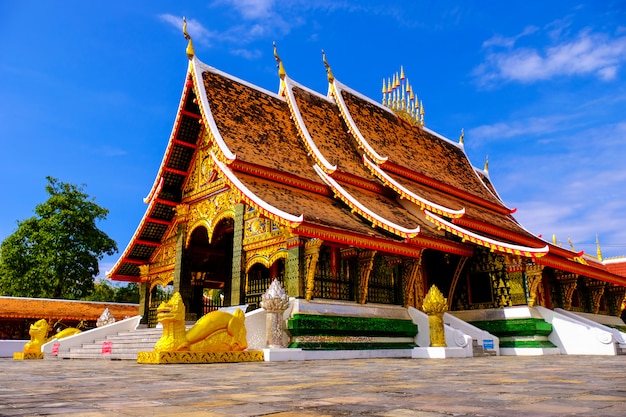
[0,177,117,299]
[83,279,139,303]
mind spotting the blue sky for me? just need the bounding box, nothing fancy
[1,1,626,279]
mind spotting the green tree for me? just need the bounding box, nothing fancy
[0,177,117,299]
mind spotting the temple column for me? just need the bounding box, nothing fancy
[286,236,307,298]
[402,257,423,309]
[525,264,544,307]
[171,204,189,294]
[358,250,377,304]
[138,265,150,325]
[230,203,245,306]
[304,239,323,301]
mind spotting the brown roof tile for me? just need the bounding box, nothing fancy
[202,71,322,184]
[291,85,372,179]
[0,297,138,321]
[339,89,504,207]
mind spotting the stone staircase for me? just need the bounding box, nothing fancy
[54,327,161,360]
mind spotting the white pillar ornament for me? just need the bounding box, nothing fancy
[261,279,290,348]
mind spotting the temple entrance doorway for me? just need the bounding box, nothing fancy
[184,219,234,321]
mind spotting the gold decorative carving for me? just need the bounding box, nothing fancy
[245,246,288,273]
[525,264,544,307]
[556,273,579,310]
[422,285,447,347]
[304,239,324,301]
[152,292,248,353]
[586,279,606,314]
[607,285,626,316]
[150,273,174,291]
[358,250,377,304]
[137,350,263,364]
[185,189,238,247]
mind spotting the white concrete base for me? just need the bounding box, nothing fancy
[411,346,470,359]
[500,347,561,356]
[263,348,305,362]
[0,340,27,358]
[262,348,416,361]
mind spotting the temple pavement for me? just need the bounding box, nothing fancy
[1,355,625,416]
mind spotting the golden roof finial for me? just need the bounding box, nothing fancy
[459,128,464,144]
[273,41,286,80]
[400,65,405,80]
[552,234,557,245]
[568,236,575,252]
[483,154,489,171]
[322,50,334,83]
[596,235,603,261]
[182,17,195,60]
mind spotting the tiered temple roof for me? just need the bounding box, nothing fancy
[108,45,626,287]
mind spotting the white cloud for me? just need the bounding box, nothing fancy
[231,48,263,60]
[214,0,276,20]
[475,28,626,85]
[482,26,538,48]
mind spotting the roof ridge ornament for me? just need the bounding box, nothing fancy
[322,50,334,83]
[273,42,286,80]
[182,17,195,60]
[459,128,464,145]
[381,66,424,126]
[483,155,489,172]
[596,235,603,261]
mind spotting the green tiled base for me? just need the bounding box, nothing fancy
[287,313,418,351]
[470,318,556,349]
[288,314,418,338]
[499,340,556,348]
[470,318,552,337]
[289,342,415,350]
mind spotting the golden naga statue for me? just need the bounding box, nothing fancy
[153,292,248,353]
[23,319,82,354]
[421,285,448,347]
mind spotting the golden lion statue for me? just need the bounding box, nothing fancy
[154,292,247,353]
[23,319,82,354]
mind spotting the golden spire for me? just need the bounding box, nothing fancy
[552,234,557,245]
[400,65,405,80]
[483,155,489,171]
[322,50,334,83]
[382,78,387,106]
[273,41,286,80]
[459,128,464,144]
[596,235,603,261]
[568,236,575,252]
[182,17,195,60]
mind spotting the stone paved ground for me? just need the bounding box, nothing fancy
[0,355,625,416]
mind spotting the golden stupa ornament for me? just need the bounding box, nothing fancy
[182,17,195,60]
[381,66,424,127]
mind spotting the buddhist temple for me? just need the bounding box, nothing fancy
[107,25,626,355]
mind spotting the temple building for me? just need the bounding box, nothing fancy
[108,29,626,353]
